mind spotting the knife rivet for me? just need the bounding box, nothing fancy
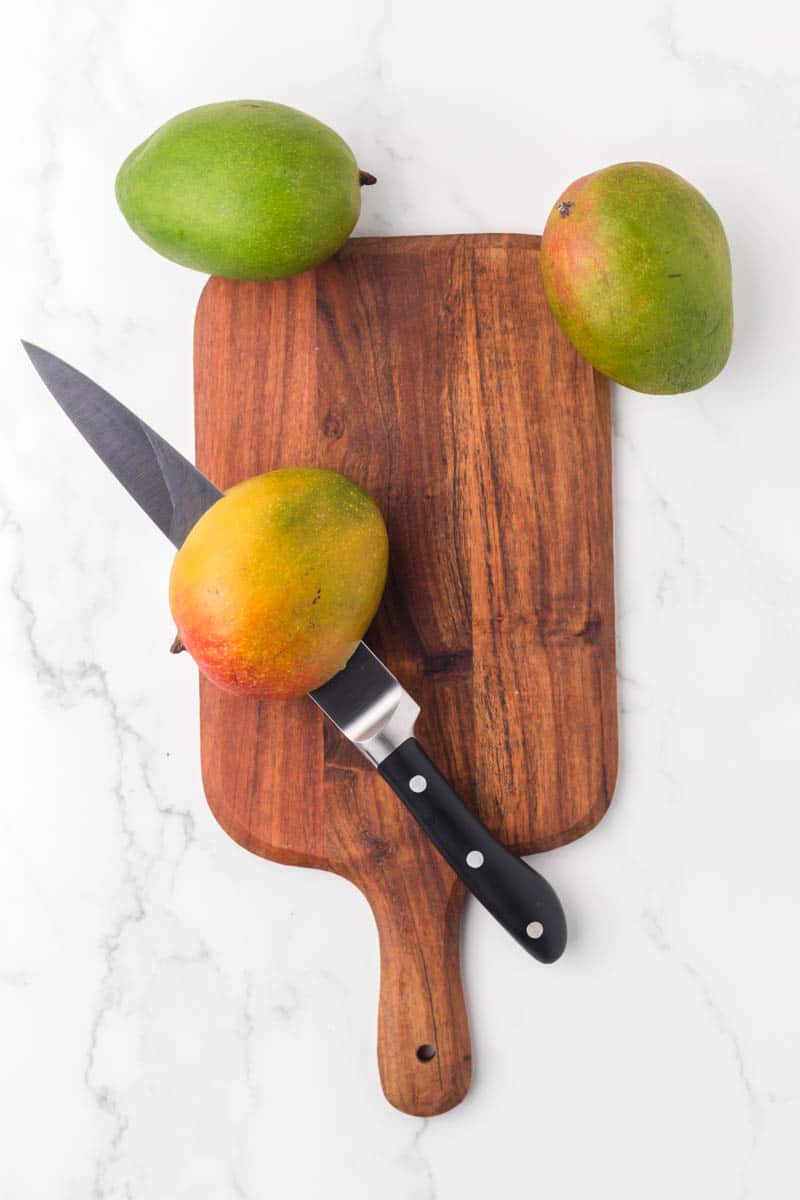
[526,921,544,940]
[466,850,484,868]
[409,775,427,793]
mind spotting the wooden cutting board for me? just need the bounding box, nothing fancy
[193,233,617,1117]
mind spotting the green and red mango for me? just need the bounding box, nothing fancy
[541,162,733,394]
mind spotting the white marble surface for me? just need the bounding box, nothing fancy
[2,1,799,1195]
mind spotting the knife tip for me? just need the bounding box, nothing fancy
[20,341,53,375]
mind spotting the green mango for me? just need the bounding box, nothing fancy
[541,162,733,394]
[115,101,373,280]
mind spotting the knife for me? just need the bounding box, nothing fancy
[23,341,567,964]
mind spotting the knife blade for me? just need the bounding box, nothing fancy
[21,341,221,547]
[23,341,567,964]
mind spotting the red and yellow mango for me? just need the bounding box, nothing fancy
[169,468,388,699]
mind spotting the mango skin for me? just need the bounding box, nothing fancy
[116,101,363,280]
[169,469,388,700]
[541,162,733,394]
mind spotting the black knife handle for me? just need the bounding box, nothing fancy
[379,738,567,963]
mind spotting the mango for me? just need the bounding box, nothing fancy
[115,101,373,280]
[541,162,733,394]
[169,468,388,699]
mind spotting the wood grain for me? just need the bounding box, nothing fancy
[194,234,617,1116]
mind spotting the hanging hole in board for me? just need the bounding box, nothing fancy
[416,1043,436,1063]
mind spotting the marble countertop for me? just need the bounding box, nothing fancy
[2,1,798,1196]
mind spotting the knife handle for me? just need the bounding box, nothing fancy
[379,738,567,963]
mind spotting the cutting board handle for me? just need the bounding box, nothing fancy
[359,870,471,1116]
